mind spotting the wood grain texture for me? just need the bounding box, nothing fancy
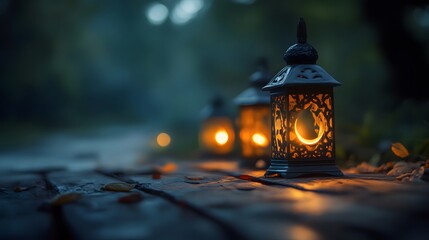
[1,161,429,240]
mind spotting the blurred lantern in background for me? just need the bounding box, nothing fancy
[199,96,235,157]
[234,58,271,169]
[263,18,343,178]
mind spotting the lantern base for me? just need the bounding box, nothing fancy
[264,159,343,178]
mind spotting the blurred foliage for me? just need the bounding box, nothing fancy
[0,0,428,161]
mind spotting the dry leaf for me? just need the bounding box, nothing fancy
[152,172,161,180]
[396,172,413,181]
[391,142,410,158]
[118,192,143,204]
[375,161,394,173]
[396,167,424,182]
[51,193,81,206]
[355,162,377,173]
[387,161,420,176]
[239,174,252,181]
[102,183,135,192]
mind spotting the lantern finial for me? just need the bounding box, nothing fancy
[297,17,307,44]
[249,57,271,88]
[284,18,318,65]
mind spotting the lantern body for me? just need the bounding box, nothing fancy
[200,117,235,155]
[238,105,270,165]
[234,62,271,168]
[199,96,235,157]
[263,19,343,178]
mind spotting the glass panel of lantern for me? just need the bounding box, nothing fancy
[263,18,343,178]
[199,95,235,157]
[234,59,271,169]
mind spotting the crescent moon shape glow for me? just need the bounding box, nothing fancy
[294,117,324,145]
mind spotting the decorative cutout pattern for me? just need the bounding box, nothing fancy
[271,95,288,159]
[271,92,334,160]
[289,93,334,159]
[296,68,322,80]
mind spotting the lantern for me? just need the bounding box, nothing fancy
[199,95,235,157]
[234,59,271,169]
[263,18,343,178]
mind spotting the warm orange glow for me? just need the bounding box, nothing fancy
[252,133,268,147]
[156,132,171,147]
[287,225,320,240]
[239,106,270,158]
[200,117,235,155]
[294,119,324,145]
[215,130,229,145]
[294,109,325,145]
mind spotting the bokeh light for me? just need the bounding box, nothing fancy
[215,130,228,145]
[171,0,204,25]
[252,133,268,147]
[146,2,169,25]
[157,132,171,147]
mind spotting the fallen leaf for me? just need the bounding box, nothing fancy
[239,174,252,181]
[185,176,204,181]
[396,167,424,182]
[355,162,377,173]
[375,161,394,173]
[396,172,413,181]
[51,193,81,206]
[152,172,161,180]
[391,142,410,158]
[387,161,421,176]
[102,183,135,192]
[118,192,143,204]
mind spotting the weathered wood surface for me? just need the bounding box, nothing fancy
[1,160,429,240]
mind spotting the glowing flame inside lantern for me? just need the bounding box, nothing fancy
[252,133,268,147]
[294,111,325,145]
[215,130,229,145]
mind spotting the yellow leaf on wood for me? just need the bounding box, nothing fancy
[391,142,410,158]
[51,193,81,206]
[102,183,135,192]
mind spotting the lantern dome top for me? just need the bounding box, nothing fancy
[200,95,230,119]
[263,18,341,91]
[234,58,271,106]
[249,58,271,88]
[284,18,318,65]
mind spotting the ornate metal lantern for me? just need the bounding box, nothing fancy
[234,59,271,169]
[263,18,343,178]
[199,95,235,157]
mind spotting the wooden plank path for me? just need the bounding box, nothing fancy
[1,160,429,240]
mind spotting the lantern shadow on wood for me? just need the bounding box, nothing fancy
[234,59,271,169]
[199,95,235,157]
[263,18,343,178]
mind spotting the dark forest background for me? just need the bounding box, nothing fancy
[1,0,428,162]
